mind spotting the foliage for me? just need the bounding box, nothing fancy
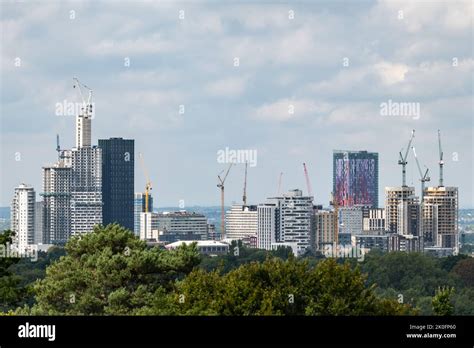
[451,258,474,287]
[27,224,200,315]
[432,287,455,316]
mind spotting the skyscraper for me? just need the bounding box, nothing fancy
[99,138,134,231]
[385,187,420,236]
[11,184,36,251]
[333,150,379,208]
[42,163,72,244]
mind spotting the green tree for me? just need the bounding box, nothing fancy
[451,258,474,287]
[432,286,454,316]
[28,224,200,315]
[0,230,26,311]
[156,257,414,316]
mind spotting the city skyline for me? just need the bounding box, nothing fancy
[1,1,472,209]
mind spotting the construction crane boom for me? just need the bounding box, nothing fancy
[398,129,415,187]
[303,163,313,197]
[242,162,248,206]
[438,130,444,187]
[73,77,93,117]
[217,163,233,239]
[138,153,152,213]
[277,172,283,196]
[412,146,430,201]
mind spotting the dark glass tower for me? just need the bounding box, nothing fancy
[99,138,134,230]
[333,150,379,208]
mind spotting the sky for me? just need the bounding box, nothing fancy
[1,0,473,209]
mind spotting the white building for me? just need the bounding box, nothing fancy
[165,240,229,255]
[140,212,159,240]
[363,208,386,231]
[11,184,35,251]
[257,189,313,256]
[225,204,257,241]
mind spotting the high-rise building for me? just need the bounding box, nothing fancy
[225,204,257,241]
[257,189,313,256]
[70,146,102,236]
[42,163,72,244]
[134,192,153,236]
[99,138,134,231]
[140,212,158,240]
[423,186,458,248]
[385,187,420,236]
[257,202,279,250]
[11,184,36,252]
[333,150,379,208]
[34,201,43,244]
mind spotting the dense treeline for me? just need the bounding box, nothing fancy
[0,225,472,315]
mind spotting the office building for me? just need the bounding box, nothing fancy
[257,202,279,250]
[225,204,257,240]
[333,150,378,208]
[156,212,208,243]
[10,184,35,251]
[338,205,365,235]
[99,138,134,231]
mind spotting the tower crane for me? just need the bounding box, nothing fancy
[217,163,233,238]
[398,129,415,187]
[438,130,444,187]
[72,77,93,117]
[303,163,313,197]
[412,146,430,201]
[277,172,283,196]
[242,162,248,206]
[138,153,152,213]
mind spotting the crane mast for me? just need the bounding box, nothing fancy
[138,153,152,213]
[398,129,415,187]
[412,146,430,201]
[243,162,248,206]
[303,163,313,197]
[217,163,233,239]
[438,130,444,187]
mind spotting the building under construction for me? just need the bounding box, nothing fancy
[384,187,420,236]
[422,186,458,248]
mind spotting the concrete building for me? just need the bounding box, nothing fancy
[225,204,257,241]
[139,212,158,241]
[155,211,208,243]
[11,184,35,251]
[34,201,43,244]
[338,205,365,235]
[134,193,153,236]
[333,150,379,208]
[388,233,422,252]
[362,208,386,231]
[385,187,420,236]
[315,210,336,251]
[41,163,72,244]
[422,186,458,248]
[99,138,134,231]
[352,234,389,252]
[70,146,103,236]
[257,202,279,250]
